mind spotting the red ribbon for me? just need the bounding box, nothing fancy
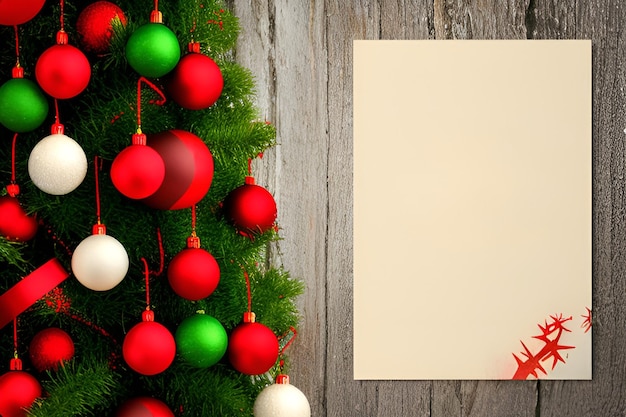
[0,258,69,329]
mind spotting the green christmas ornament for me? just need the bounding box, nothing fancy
[125,23,180,78]
[175,313,228,368]
[0,78,48,133]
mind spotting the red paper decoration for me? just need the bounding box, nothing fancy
[29,327,75,372]
[76,1,127,54]
[141,130,214,210]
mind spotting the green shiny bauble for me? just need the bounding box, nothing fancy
[175,313,228,368]
[125,23,180,78]
[0,78,48,133]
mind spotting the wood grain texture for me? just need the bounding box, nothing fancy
[231,0,626,415]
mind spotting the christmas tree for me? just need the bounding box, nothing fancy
[0,1,307,416]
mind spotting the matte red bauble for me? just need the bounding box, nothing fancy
[76,1,127,54]
[0,196,38,241]
[167,52,223,110]
[123,319,176,375]
[116,397,174,417]
[228,321,279,375]
[168,247,220,300]
[36,44,91,99]
[29,327,75,372]
[111,143,166,199]
[0,371,41,417]
[223,177,277,235]
[142,130,214,210]
[0,0,45,26]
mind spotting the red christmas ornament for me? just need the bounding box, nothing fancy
[142,129,214,210]
[29,327,75,372]
[168,236,220,301]
[0,0,45,26]
[116,397,174,417]
[111,133,166,199]
[36,44,91,99]
[223,176,277,235]
[166,42,223,110]
[0,370,41,417]
[123,311,176,376]
[228,313,279,375]
[76,1,127,54]
[0,195,38,242]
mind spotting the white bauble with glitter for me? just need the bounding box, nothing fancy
[71,234,129,291]
[253,376,311,417]
[28,133,87,195]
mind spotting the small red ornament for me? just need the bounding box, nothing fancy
[142,130,214,210]
[36,43,91,99]
[29,327,75,372]
[167,236,220,300]
[0,195,38,242]
[76,1,127,54]
[223,176,277,235]
[166,42,223,110]
[122,311,176,376]
[115,397,174,417]
[0,370,41,417]
[0,0,45,26]
[111,133,166,199]
[228,313,279,375]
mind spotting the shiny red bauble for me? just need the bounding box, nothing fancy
[115,397,174,417]
[29,327,75,372]
[228,321,279,375]
[0,196,38,242]
[111,143,166,199]
[36,44,91,99]
[0,0,45,26]
[168,247,220,300]
[166,52,223,110]
[123,315,176,376]
[142,130,214,210]
[76,1,127,54]
[223,177,277,235]
[0,371,41,417]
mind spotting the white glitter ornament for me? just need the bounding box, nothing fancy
[71,225,129,291]
[28,130,87,195]
[253,375,311,417]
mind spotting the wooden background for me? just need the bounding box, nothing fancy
[229,1,625,415]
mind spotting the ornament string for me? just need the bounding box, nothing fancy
[10,133,17,185]
[13,317,18,358]
[136,76,166,132]
[243,269,252,313]
[94,156,103,225]
[59,0,65,32]
[141,258,151,310]
[278,326,298,371]
[153,228,165,276]
[191,205,197,236]
[13,25,20,67]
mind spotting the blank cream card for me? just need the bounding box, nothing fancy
[353,40,591,380]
